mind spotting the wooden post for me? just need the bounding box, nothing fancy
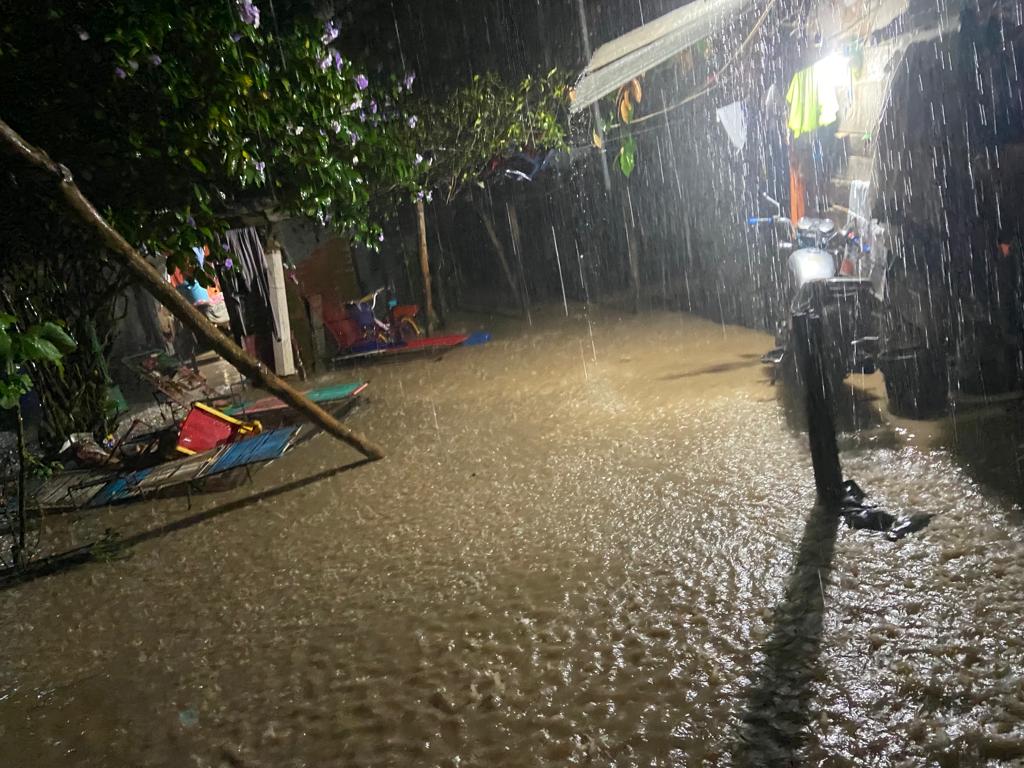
[308,293,327,365]
[264,243,297,377]
[415,199,437,335]
[0,117,384,461]
[792,312,843,503]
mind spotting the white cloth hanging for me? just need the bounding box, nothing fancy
[715,101,747,151]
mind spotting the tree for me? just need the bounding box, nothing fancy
[0,315,77,569]
[1,0,418,268]
[0,1,420,452]
[403,71,570,327]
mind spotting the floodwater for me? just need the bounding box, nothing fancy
[2,307,1024,767]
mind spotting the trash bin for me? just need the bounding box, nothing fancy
[879,347,948,419]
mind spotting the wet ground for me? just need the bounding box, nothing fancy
[2,306,1024,767]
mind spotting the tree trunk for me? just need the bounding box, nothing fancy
[14,401,27,570]
[415,199,437,335]
[0,117,384,462]
[474,200,522,313]
[506,203,532,325]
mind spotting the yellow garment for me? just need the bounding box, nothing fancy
[786,61,841,138]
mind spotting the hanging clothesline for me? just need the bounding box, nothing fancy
[608,0,780,129]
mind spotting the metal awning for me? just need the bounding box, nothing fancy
[571,0,756,112]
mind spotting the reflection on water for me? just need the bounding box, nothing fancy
[1,308,1023,766]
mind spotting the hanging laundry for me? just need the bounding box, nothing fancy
[222,227,280,342]
[789,153,807,225]
[715,101,747,151]
[786,55,847,139]
[786,67,821,139]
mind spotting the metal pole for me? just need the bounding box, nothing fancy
[575,0,613,193]
[791,312,843,503]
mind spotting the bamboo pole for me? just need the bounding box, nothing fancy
[415,199,437,335]
[0,117,384,461]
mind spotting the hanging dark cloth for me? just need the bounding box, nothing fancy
[222,227,280,341]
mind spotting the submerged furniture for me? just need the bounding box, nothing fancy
[175,402,262,456]
[32,426,302,511]
[122,350,219,410]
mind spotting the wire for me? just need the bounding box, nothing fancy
[610,0,781,129]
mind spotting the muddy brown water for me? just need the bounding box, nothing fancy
[2,308,1023,767]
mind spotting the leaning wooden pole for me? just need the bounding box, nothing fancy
[0,117,384,461]
[415,198,437,335]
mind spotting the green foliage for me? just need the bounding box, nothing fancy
[618,136,637,178]
[407,70,570,204]
[0,1,420,274]
[0,314,77,410]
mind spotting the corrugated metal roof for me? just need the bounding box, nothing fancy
[571,0,756,112]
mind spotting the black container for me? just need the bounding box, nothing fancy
[879,347,949,419]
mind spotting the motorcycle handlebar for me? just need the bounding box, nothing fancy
[747,215,793,227]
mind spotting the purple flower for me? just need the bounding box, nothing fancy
[254,160,266,173]
[348,130,360,146]
[113,66,127,79]
[369,100,378,114]
[330,120,341,134]
[407,115,418,129]
[229,31,243,42]
[148,54,162,67]
[378,233,385,242]
[321,20,340,45]
[355,74,368,91]
[224,258,234,269]
[187,215,196,228]
[359,111,366,123]
[222,242,231,252]
[403,71,416,90]
[416,191,424,200]
[237,0,260,28]
[321,49,343,72]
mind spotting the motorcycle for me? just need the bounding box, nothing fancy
[749,195,880,386]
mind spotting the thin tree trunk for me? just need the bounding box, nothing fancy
[14,401,27,570]
[415,199,437,335]
[474,200,522,313]
[506,202,532,325]
[0,117,384,461]
[428,206,450,323]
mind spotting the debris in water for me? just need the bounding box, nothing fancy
[838,480,932,540]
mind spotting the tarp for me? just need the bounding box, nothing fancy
[571,0,755,112]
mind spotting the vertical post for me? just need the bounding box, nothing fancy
[307,293,326,366]
[791,312,843,503]
[416,199,436,335]
[575,0,613,193]
[265,244,297,377]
